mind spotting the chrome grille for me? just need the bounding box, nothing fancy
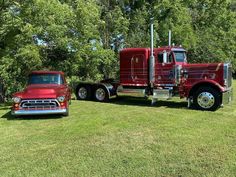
[224,63,232,88]
[20,99,60,109]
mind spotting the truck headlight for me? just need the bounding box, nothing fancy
[57,96,65,102]
[12,97,21,103]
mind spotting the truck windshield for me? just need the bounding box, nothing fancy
[174,51,186,62]
[28,74,64,85]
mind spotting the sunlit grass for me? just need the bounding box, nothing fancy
[0,82,235,176]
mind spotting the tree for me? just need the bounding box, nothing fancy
[187,0,236,70]
[0,0,118,95]
[0,0,236,96]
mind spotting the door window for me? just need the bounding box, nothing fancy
[157,53,163,63]
[157,53,173,63]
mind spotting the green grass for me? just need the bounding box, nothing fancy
[0,83,236,177]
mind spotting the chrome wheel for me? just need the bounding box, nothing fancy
[95,88,106,101]
[197,92,215,109]
[78,87,87,99]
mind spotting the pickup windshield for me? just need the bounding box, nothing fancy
[28,74,64,85]
[174,51,186,62]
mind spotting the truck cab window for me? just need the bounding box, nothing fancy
[168,53,173,63]
[28,74,63,85]
[157,53,163,63]
[157,53,173,63]
[60,75,65,85]
[174,51,186,62]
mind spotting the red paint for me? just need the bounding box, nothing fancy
[119,46,227,96]
[120,48,149,86]
[13,84,69,99]
[12,71,71,114]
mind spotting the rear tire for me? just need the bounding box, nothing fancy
[94,86,109,102]
[76,85,91,100]
[193,87,221,111]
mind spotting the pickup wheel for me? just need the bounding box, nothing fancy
[193,87,221,111]
[94,86,109,102]
[63,108,69,117]
[76,85,91,100]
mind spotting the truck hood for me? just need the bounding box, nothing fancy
[182,63,223,74]
[181,63,224,85]
[13,84,67,99]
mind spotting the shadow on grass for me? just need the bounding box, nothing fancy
[0,102,12,110]
[108,96,188,109]
[1,111,64,120]
[0,107,11,111]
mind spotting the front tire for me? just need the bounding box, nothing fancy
[193,87,221,111]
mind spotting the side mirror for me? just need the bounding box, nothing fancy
[163,51,167,63]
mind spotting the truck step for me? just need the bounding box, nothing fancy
[152,88,173,99]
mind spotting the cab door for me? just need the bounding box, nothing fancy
[155,52,175,86]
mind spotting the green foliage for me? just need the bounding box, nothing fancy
[0,0,236,94]
[154,0,197,48]
[126,5,152,48]
[100,5,129,50]
[187,0,236,69]
[0,0,116,94]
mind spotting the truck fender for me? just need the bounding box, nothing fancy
[98,83,116,99]
[188,80,224,98]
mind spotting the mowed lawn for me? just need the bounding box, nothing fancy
[0,83,236,177]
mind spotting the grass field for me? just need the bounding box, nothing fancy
[0,83,236,177]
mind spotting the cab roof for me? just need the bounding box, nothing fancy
[156,46,186,52]
[121,46,186,53]
[30,71,65,75]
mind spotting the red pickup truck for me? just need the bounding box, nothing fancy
[11,71,71,116]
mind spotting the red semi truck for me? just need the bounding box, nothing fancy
[76,23,233,111]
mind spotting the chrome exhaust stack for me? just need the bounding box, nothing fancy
[149,18,155,87]
[168,30,171,46]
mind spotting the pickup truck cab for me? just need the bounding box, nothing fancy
[11,71,71,116]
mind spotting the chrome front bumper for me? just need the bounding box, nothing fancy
[11,109,68,116]
[222,88,233,105]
